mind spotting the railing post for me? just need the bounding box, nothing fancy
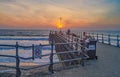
[48,38,54,73]
[79,32,80,38]
[66,35,68,43]
[92,33,94,38]
[102,34,104,43]
[75,37,78,50]
[89,33,90,37]
[80,32,82,38]
[32,44,35,60]
[71,34,74,49]
[108,34,111,45]
[117,35,119,47]
[97,33,98,41]
[16,42,21,77]
[68,34,70,42]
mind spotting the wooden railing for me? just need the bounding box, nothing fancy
[1,31,106,77]
[0,42,51,77]
[86,33,120,47]
[62,31,120,47]
[0,36,87,77]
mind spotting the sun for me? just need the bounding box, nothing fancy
[57,17,63,29]
[58,23,63,29]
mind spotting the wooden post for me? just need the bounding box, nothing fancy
[32,44,34,60]
[72,35,73,42]
[79,32,80,38]
[72,35,74,48]
[16,42,21,77]
[89,33,90,37]
[97,33,98,41]
[117,35,119,47]
[66,34,67,42]
[66,35,68,42]
[81,32,82,38]
[48,38,54,73]
[92,33,94,38]
[70,35,72,42]
[75,37,78,50]
[68,34,70,43]
[102,34,104,43]
[108,34,111,45]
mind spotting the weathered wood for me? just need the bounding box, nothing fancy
[50,32,85,66]
[117,35,119,47]
[16,42,21,77]
[87,32,120,47]
[0,54,16,58]
[97,33,98,41]
[108,34,111,45]
[32,44,35,60]
[102,34,104,43]
[48,38,54,73]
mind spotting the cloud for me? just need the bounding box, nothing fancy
[0,0,16,3]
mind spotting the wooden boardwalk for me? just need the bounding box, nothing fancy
[0,31,120,77]
[49,43,120,77]
[47,32,120,77]
[1,42,120,77]
[53,33,81,66]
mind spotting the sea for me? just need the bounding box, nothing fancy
[0,29,120,66]
[0,29,58,66]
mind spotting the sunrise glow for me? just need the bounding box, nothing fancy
[58,23,63,29]
[0,0,120,29]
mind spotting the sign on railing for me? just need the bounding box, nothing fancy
[34,45,42,59]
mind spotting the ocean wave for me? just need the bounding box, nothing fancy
[0,37,49,40]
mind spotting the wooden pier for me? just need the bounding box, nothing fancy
[0,31,120,77]
[48,42,120,77]
[48,31,120,77]
[52,32,80,66]
[49,31,94,67]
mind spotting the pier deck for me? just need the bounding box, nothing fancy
[1,41,119,77]
[50,42,120,77]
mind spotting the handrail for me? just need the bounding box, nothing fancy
[0,54,16,58]
[0,31,90,77]
[54,42,77,45]
[0,44,16,47]
[19,57,33,60]
[0,44,50,48]
[0,65,16,69]
[87,32,120,47]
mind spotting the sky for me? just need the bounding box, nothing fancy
[0,0,120,30]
